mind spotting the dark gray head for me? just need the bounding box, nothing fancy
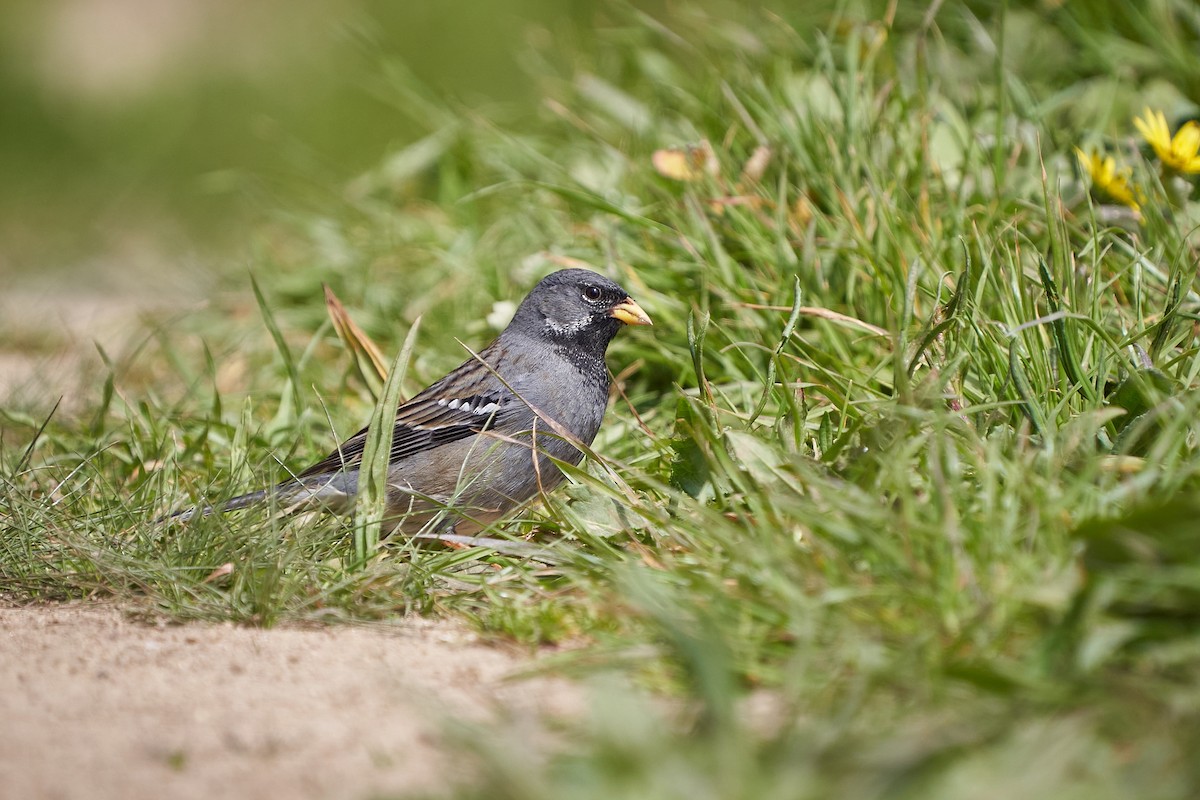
[506,268,651,355]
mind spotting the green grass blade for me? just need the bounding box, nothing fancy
[352,316,422,565]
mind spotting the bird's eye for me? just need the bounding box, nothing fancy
[582,285,603,302]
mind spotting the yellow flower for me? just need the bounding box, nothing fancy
[1133,108,1200,174]
[1075,147,1141,210]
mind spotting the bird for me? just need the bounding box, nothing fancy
[171,268,652,536]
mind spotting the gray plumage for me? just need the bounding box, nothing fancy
[172,268,651,535]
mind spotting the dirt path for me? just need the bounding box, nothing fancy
[0,603,580,799]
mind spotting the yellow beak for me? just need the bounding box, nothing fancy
[609,298,653,326]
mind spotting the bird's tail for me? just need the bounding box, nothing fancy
[160,488,270,524]
[160,473,360,524]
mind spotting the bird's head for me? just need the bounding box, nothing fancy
[509,268,651,352]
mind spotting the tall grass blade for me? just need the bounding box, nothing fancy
[352,316,422,565]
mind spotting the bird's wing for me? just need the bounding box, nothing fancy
[295,387,517,479]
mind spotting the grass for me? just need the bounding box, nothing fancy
[5,0,1200,796]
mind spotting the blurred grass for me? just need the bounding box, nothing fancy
[6,0,1200,797]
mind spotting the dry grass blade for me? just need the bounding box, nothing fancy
[734,302,891,338]
[325,283,389,396]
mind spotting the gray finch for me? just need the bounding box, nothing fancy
[171,268,651,535]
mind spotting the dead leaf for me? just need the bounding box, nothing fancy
[652,139,719,181]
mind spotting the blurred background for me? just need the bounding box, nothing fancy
[0,0,640,280]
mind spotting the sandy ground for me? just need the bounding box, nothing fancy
[0,278,181,411]
[0,603,580,800]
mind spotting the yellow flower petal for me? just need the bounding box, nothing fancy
[1134,108,1173,163]
[1075,145,1140,211]
[1100,155,1117,184]
[1074,147,1097,182]
[1175,120,1200,151]
[1171,121,1200,173]
[1135,109,1200,174]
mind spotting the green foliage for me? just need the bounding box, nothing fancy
[6,1,1200,796]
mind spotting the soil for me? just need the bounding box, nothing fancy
[0,602,581,800]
